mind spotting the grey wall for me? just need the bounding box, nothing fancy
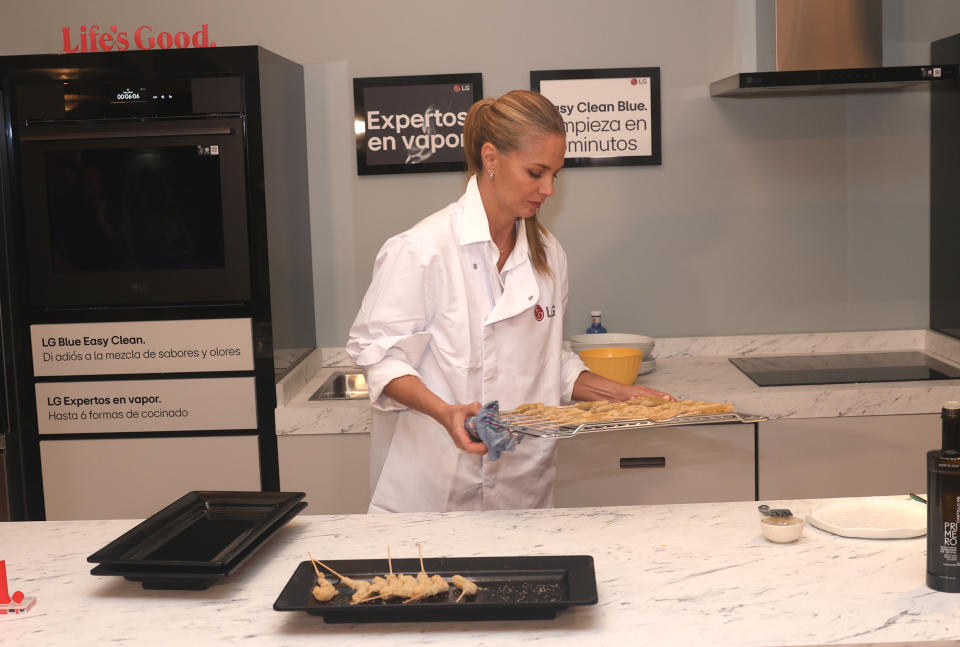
[3,0,960,345]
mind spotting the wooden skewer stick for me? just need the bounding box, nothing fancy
[307,552,324,581]
[417,543,425,574]
[402,590,436,605]
[352,592,388,605]
[387,545,393,577]
[311,557,348,581]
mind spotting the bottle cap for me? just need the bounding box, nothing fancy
[590,310,602,317]
[943,401,960,420]
[943,402,960,452]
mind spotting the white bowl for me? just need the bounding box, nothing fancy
[570,333,654,356]
[760,516,804,543]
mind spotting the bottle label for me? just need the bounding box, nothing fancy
[943,496,959,565]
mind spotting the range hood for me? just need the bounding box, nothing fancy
[711,0,959,97]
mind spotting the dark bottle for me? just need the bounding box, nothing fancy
[927,400,960,593]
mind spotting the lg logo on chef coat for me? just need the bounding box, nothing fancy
[534,304,556,321]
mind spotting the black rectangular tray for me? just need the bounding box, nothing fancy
[90,500,307,590]
[273,555,597,623]
[87,491,306,571]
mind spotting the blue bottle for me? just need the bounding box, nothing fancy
[586,310,607,334]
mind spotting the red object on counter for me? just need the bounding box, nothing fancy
[11,591,24,604]
[0,560,10,604]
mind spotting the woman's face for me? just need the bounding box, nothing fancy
[484,133,565,221]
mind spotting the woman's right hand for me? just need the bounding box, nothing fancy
[441,402,487,454]
[381,376,488,455]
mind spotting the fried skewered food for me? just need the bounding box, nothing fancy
[310,546,481,606]
[308,552,338,602]
[451,574,479,602]
[312,556,373,604]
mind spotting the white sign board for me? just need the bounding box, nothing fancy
[31,318,254,376]
[36,377,257,434]
[531,67,661,167]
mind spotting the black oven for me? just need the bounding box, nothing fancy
[0,48,316,519]
[12,77,251,307]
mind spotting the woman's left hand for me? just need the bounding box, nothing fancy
[621,384,675,402]
[572,370,676,403]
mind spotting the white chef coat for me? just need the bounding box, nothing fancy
[346,175,586,513]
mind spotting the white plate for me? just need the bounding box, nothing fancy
[570,332,654,346]
[807,497,926,539]
[637,357,657,375]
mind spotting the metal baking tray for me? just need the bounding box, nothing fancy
[87,491,307,571]
[273,555,597,623]
[90,499,307,590]
[502,410,768,438]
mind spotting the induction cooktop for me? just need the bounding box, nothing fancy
[729,351,960,387]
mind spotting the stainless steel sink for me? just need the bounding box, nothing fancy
[309,371,368,400]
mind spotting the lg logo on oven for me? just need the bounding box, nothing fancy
[61,24,217,52]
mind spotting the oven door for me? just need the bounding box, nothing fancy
[17,117,250,307]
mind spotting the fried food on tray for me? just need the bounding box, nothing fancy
[451,574,479,602]
[311,576,337,602]
[308,553,338,602]
[504,397,734,425]
[310,545,477,606]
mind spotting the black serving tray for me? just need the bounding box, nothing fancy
[273,555,597,623]
[87,491,306,585]
[90,500,307,590]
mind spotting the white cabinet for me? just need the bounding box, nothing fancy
[40,436,261,520]
[758,414,940,500]
[277,434,370,514]
[555,423,756,507]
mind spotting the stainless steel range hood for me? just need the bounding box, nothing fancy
[711,0,958,97]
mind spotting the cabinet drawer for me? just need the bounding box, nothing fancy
[40,436,261,520]
[555,424,755,507]
[758,414,939,500]
[278,434,370,514]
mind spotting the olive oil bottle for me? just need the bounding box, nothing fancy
[927,401,960,593]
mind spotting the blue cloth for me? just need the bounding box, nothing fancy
[465,400,521,462]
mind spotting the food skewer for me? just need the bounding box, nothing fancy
[310,557,347,582]
[312,555,372,603]
[353,545,401,605]
[308,545,479,606]
[308,552,323,580]
[451,574,479,602]
[402,544,445,604]
[307,552,337,602]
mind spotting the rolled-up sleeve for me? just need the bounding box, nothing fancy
[346,235,433,410]
[559,348,588,403]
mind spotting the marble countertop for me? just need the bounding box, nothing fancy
[1,496,957,647]
[275,329,960,436]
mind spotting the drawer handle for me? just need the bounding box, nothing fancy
[619,457,666,469]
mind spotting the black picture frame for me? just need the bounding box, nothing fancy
[353,73,483,175]
[530,67,661,167]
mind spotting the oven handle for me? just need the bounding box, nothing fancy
[19,127,235,142]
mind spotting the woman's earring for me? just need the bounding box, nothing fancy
[487,170,494,179]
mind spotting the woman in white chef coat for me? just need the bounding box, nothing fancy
[347,90,673,513]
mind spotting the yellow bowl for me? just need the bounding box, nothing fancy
[578,347,644,385]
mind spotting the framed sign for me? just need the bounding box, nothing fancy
[353,73,482,175]
[530,67,661,167]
